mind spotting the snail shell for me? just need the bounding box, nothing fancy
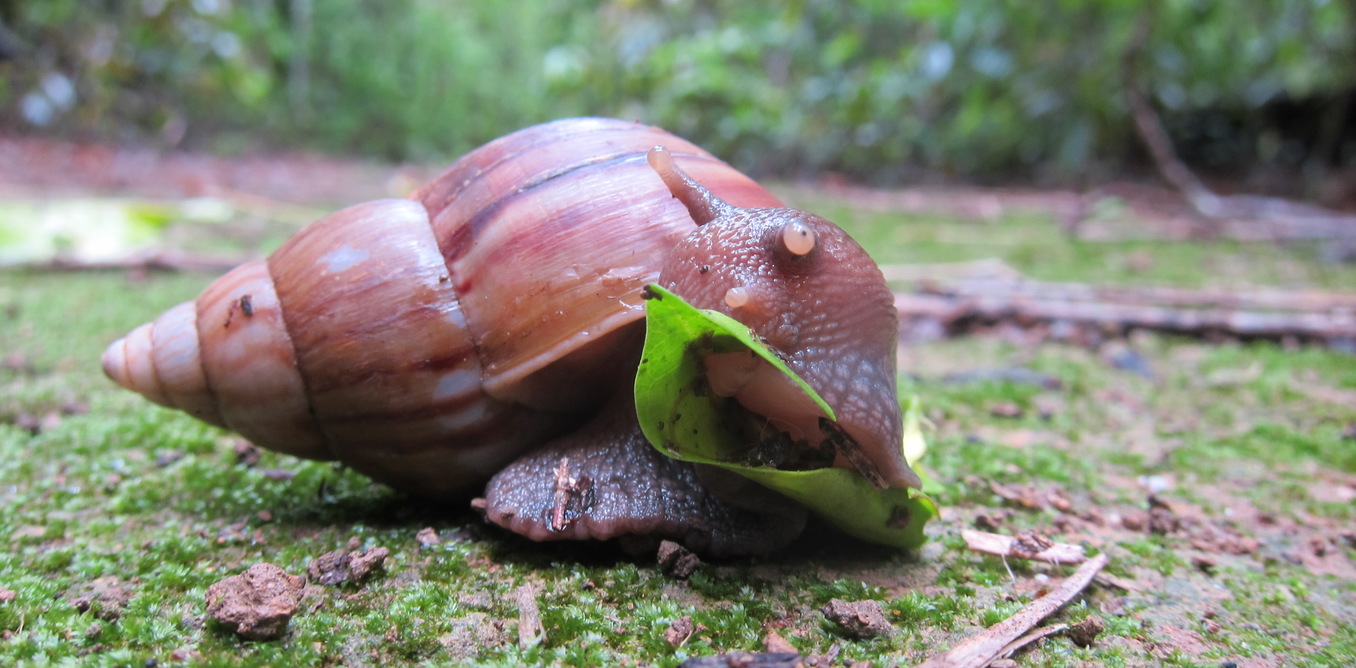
[102,118,782,498]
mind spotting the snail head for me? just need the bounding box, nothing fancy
[648,146,918,490]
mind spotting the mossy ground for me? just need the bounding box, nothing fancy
[2,163,1354,666]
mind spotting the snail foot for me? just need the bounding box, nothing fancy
[480,394,806,558]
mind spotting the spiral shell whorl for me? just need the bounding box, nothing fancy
[102,260,332,460]
[103,118,784,499]
[102,301,227,429]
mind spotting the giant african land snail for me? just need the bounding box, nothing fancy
[101,117,920,557]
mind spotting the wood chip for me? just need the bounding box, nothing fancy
[987,482,1047,510]
[762,630,797,654]
[548,457,594,531]
[514,583,543,649]
[962,529,1087,565]
[914,552,1109,668]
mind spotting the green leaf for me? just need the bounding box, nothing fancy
[635,284,936,549]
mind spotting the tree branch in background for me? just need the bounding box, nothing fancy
[1122,13,1223,219]
[288,0,313,122]
[1118,12,1356,242]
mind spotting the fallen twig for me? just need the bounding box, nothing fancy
[9,251,250,273]
[877,259,1023,283]
[996,623,1069,660]
[916,278,1356,313]
[894,277,1356,346]
[915,552,1110,668]
[207,185,330,227]
[961,530,1087,565]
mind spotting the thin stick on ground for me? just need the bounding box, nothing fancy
[914,552,1110,668]
[997,623,1070,661]
[908,277,1356,313]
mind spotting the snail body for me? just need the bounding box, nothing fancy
[103,118,916,556]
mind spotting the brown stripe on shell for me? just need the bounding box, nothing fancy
[421,124,780,403]
[449,152,773,270]
[414,117,724,218]
[416,118,781,263]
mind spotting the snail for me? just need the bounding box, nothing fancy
[101,117,919,557]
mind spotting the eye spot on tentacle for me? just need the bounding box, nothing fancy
[724,286,750,309]
[781,220,816,256]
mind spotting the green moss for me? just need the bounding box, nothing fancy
[1172,422,1355,482]
[887,591,969,630]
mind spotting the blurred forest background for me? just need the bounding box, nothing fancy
[1,0,1354,197]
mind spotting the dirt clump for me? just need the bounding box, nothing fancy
[664,615,700,647]
[1067,615,1105,648]
[415,527,441,547]
[307,545,390,586]
[821,598,894,639]
[658,540,701,579]
[205,563,304,640]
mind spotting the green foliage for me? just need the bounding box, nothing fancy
[0,0,280,138]
[284,0,601,159]
[1,1,1351,176]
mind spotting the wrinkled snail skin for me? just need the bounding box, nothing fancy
[102,117,915,556]
[651,150,919,490]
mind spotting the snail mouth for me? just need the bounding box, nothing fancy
[832,419,923,490]
[704,350,826,444]
[702,350,920,489]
